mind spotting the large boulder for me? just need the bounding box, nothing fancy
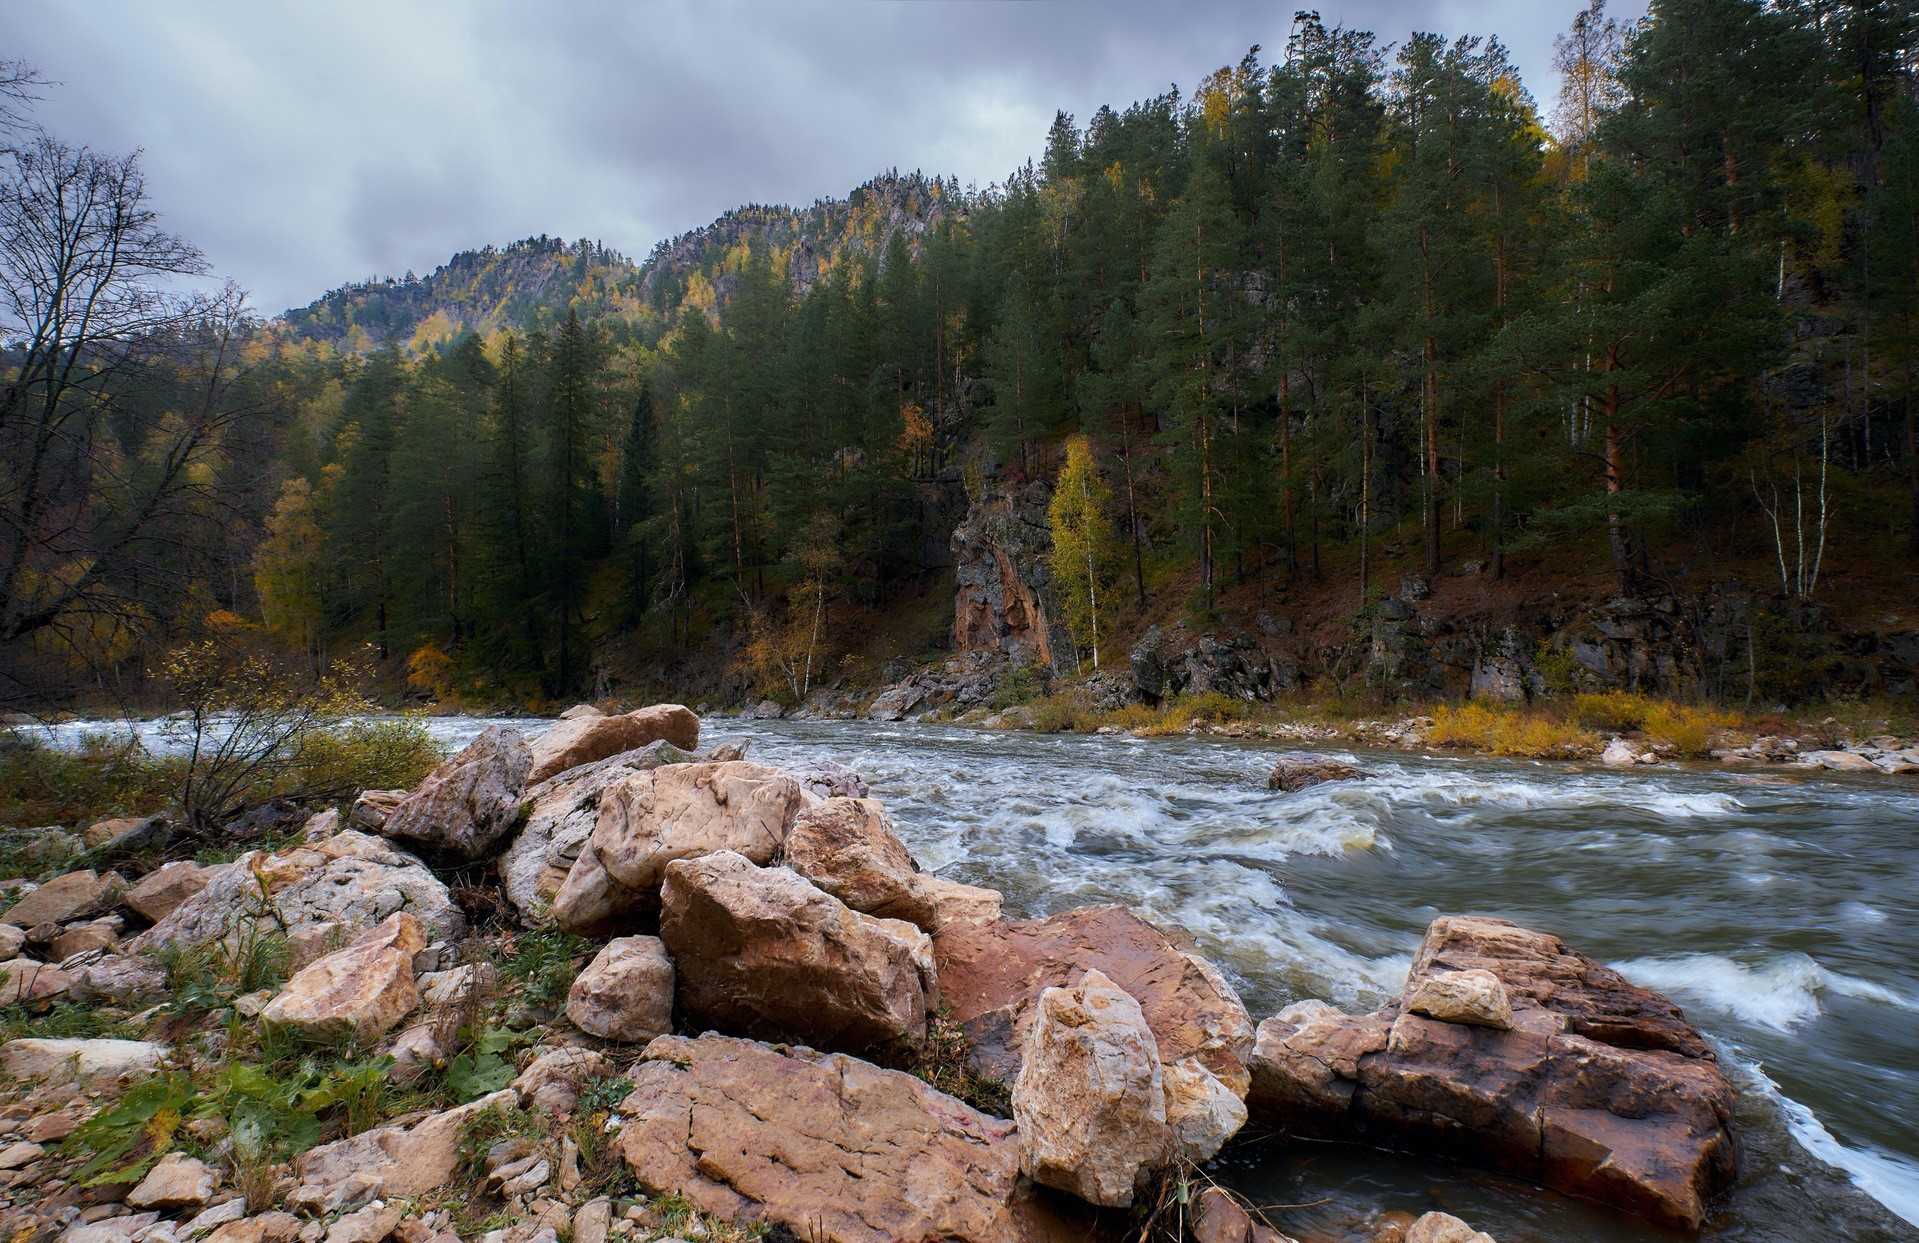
[661,851,935,1050]
[1266,753,1369,793]
[783,797,937,929]
[0,1037,165,1084]
[290,1090,518,1214]
[500,740,700,925]
[566,935,674,1043]
[1246,915,1738,1230]
[1012,969,1172,1208]
[618,1033,1065,1243]
[933,905,1254,1095]
[125,861,208,922]
[380,725,532,859]
[551,761,804,934]
[526,704,700,784]
[261,913,425,1042]
[1,869,122,927]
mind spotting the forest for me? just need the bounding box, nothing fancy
[4,0,1918,710]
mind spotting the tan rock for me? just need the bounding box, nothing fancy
[0,923,23,959]
[67,951,168,1003]
[512,1046,612,1116]
[0,958,70,1005]
[1266,753,1369,792]
[381,725,533,859]
[784,797,937,928]
[920,876,1003,929]
[348,788,408,833]
[527,704,701,784]
[84,816,142,847]
[662,851,934,1049]
[205,1211,304,1243]
[1162,1056,1248,1163]
[1,869,121,927]
[0,1037,164,1084]
[566,936,673,1043]
[0,1140,42,1170]
[571,1198,612,1243]
[1012,969,1172,1208]
[1405,1212,1496,1243]
[1407,968,1513,1029]
[559,703,606,720]
[325,1203,404,1243]
[552,761,804,933]
[934,905,1254,1095]
[261,913,425,1042]
[1192,1188,1255,1243]
[129,830,462,956]
[619,1033,1059,1243]
[125,861,208,922]
[291,1089,518,1214]
[126,1151,220,1210]
[48,922,116,962]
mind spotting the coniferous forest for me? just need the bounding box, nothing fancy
[5,0,1919,710]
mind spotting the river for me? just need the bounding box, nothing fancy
[36,713,1919,1241]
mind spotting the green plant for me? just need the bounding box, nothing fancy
[0,998,140,1042]
[63,1072,197,1189]
[445,1025,531,1102]
[987,664,1043,711]
[498,927,589,1008]
[882,1013,1011,1119]
[291,717,443,798]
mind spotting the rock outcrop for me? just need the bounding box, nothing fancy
[934,905,1254,1094]
[1011,969,1172,1208]
[565,935,674,1043]
[1246,915,1739,1230]
[380,725,532,859]
[130,830,462,955]
[526,704,700,785]
[260,913,425,1042]
[551,761,804,934]
[951,483,1075,676]
[618,1033,1061,1243]
[783,797,936,929]
[661,851,935,1049]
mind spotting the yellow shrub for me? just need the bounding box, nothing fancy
[1641,702,1738,756]
[1429,703,1599,759]
[1571,691,1654,732]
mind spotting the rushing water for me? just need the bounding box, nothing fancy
[36,714,1919,1241]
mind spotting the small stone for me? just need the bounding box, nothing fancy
[0,923,23,960]
[1405,968,1513,1030]
[127,1151,220,1211]
[180,1197,250,1236]
[572,1198,611,1243]
[324,1203,404,1243]
[1405,1211,1498,1243]
[0,1140,42,1170]
[24,1112,75,1143]
[261,912,424,1042]
[48,922,117,962]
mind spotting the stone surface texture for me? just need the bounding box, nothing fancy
[782,797,936,929]
[565,935,674,1043]
[260,913,425,1042]
[380,725,533,859]
[526,704,700,784]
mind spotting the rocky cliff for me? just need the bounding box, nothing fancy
[950,482,1077,677]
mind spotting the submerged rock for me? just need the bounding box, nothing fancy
[618,1033,1063,1243]
[1246,915,1738,1230]
[662,850,935,1049]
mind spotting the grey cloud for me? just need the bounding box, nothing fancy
[9,0,1646,315]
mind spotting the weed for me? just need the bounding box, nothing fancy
[0,999,140,1042]
[498,927,590,1009]
[987,664,1044,711]
[291,717,443,798]
[63,1072,197,1189]
[444,1025,532,1102]
[1027,694,1086,733]
[878,1013,1012,1119]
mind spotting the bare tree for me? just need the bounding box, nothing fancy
[0,59,44,136]
[0,131,252,678]
[1551,0,1625,172]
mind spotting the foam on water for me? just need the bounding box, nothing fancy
[1614,952,1919,1033]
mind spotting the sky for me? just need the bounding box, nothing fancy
[11,0,1647,317]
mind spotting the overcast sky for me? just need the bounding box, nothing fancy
[12,0,1647,316]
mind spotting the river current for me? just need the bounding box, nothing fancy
[38,714,1919,1241]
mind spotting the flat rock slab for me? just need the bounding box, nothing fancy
[618,1033,1066,1243]
[526,704,700,784]
[933,905,1254,1094]
[1247,915,1738,1230]
[0,1037,165,1084]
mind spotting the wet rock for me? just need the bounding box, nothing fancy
[552,761,804,934]
[933,905,1254,1094]
[662,851,935,1049]
[1013,969,1171,1208]
[526,704,700,785]
[618,1032,1056,1243]
[790,757,870,801]
[1406,968,1513,1030]
[566,935,674,1043]
[126,1151,220,1211]
[1406,1213,1497,1243]
[738,699,785,720]
[1266,753,1369,793]
[291,1090,518,1214]
[784,797,936,928]
[1,869,122,927]
[130,830,462,956]
[1245,915,1737,1230]
[125,861,208,923]
[348,788,408,833]
[381,725,533,859]
[0,1037,164,1084]
[261,913,425,1042]
[1803,749,1875,772]
[920,876,1003,929]
[1162,1056,1249,1163]
[513,1047,612,1117]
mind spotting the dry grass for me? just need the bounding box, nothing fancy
[1568,691,1741,756]
[1427,702,1601,759]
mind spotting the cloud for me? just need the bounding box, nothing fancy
[8,0,1646,315]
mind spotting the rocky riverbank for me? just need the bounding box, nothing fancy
[0,705,1755,1242]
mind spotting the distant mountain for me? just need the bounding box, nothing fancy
[278,170,967,354]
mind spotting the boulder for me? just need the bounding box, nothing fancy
[125,861,208,922]
[933,905,1254,1094]
[1600,738,1640,766]
[0,959,70,1005]
[921,876,1004,929]
[129,830,462,956]
[1406,1213,1497,1243]
[348,789,408,833]
[380,724,532,859]
[783,797,936,928]
[290,1090,518,1214]
[1266,753,1369,793]
[0,923,22,960]
[126,1151,220,1211]
[1406,968,1513,1030]
[527,704,700,784]
[618,1033,1061,1243]
[1012,969,1172,1208]
[661,851,935,1049]
[500,740,700,925]
[566,935,674,1043]
[1245,915,1738,1230]
[512,1046,613,1116]
[1803,749,1876,772]
[67,951,168,1003]
[261,913,425,1042]
[47,922,116,962]
[205,1212,304,1243]
[0,1037,164,1084]
[552,761,805,934]
[791,757,870,801]
[1162,1056,1249,1164]
[1,869,121,927]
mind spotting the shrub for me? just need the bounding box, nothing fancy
[291,717,443,797]
[1641,702,1739,756]
[1571,691,1654,732]
[1027,694,1085,733]
[1428,703,1599,759]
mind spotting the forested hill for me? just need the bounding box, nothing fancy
[277,170,964,353]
